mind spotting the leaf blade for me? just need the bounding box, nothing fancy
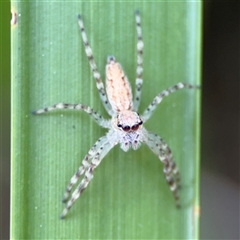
[11,2,202,239]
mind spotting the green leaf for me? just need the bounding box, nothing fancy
[11,2,201,239]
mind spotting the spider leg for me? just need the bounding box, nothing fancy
[62,137,108,203]
[60,137,114,219]
[77,15,114,116]
[145,132,181,207]
[141,82,200,122]
[32,103,110,128]
[133,10,144,111]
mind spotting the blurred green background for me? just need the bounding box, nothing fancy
[1,1,239,239]
[1,2,11,240]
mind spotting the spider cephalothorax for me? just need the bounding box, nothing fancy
[34,10,199,219]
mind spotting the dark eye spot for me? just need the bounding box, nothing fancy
[117,124,122,128]
[122,125,130,132]
[139,121,143,125]
[131,124,139,131]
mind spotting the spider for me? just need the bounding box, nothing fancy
[33,10,199,219]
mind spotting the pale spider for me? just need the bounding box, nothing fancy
[33,10,199,219]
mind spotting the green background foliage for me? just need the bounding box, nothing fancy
[11,1,201,239]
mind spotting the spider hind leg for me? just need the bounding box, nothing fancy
[133,9,144,111]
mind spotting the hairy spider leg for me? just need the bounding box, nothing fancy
[62,136,108,203]
[133,10,144,111]
[77,15,114,116]
[141,82,200,122]
[145,132,181,207]
[33,103,110,128]
[60,138,113,219]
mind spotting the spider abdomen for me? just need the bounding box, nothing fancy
[106,56,133,112]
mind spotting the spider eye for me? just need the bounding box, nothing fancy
[139,120,143,125]
[131,124,139,131]
[122,125,130,132]
[117,124,122,128]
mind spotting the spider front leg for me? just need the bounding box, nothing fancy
[62,136,108,203]
[60,137,114,219]
[33,103,110,128]
[145,132,181,207]
[141,82,200,122]
[133,10,144,111]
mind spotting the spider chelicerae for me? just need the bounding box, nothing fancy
[33,10,199,219]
